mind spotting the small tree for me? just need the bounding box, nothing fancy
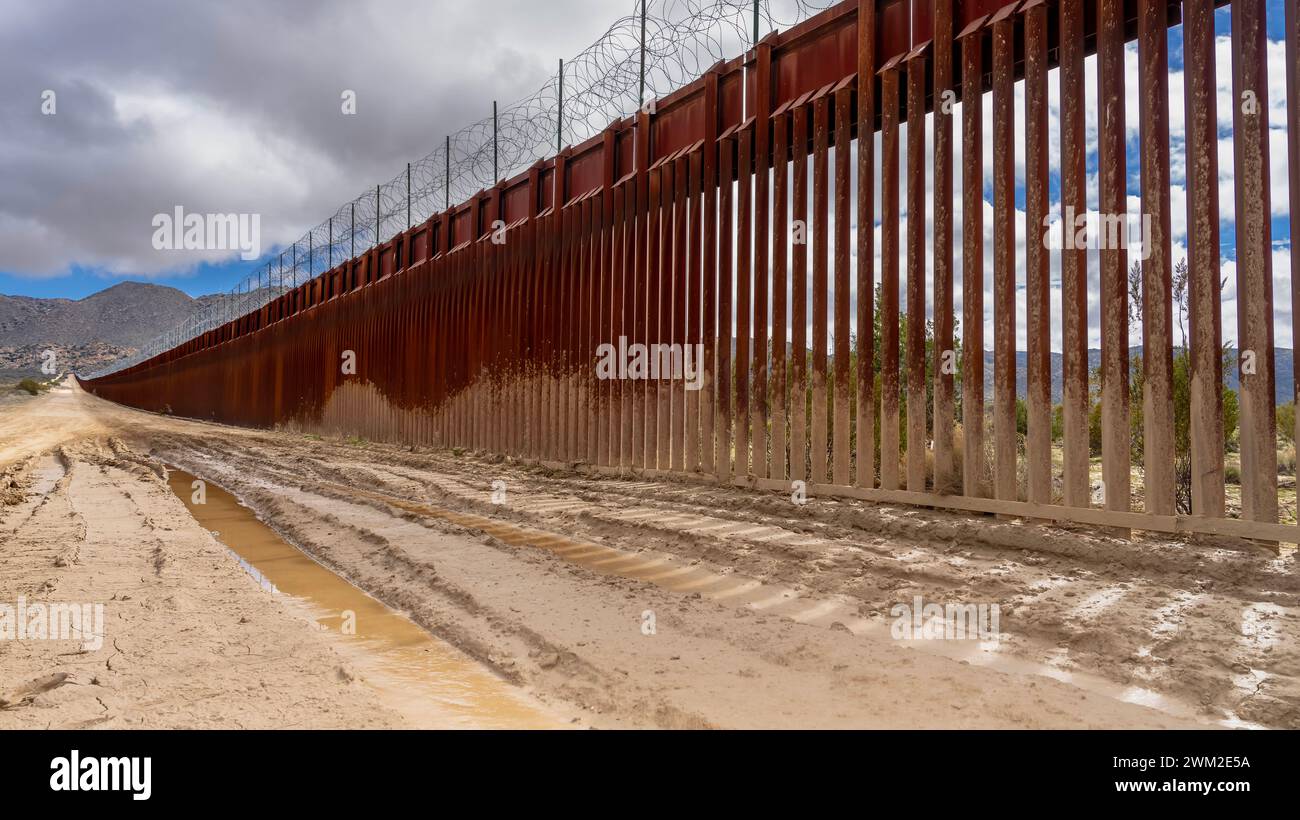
[1130,257,1218,513]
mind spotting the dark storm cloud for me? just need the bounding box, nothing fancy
[0,0,610,276]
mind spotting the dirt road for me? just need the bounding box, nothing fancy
[2,381,1296,728]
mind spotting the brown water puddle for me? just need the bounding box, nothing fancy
[164,467,567,729]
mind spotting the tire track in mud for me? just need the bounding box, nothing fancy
[2,453,66,536]
[0,452,83,600]
[147,438,721,725]
[228,487,699,725]
[134,429,1300,727]
[170,434,1014,604]
[161,440,834,625]
[135,446,1178,727]
[225,435,1299,599]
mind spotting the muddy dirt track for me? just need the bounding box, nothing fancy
[2,381,1297,728]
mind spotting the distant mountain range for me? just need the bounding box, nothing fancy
[0,282,233,378]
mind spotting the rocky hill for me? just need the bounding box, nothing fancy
[0,282,232,378]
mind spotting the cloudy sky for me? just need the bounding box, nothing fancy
[0,0,618,298]
[0,0,1295,352]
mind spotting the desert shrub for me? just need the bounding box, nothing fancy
[1278,402,1295,445]
[950,423,965,481]
[1088,398,1103,456]
[1279,445,1296,477]
[1223,387,1240,452]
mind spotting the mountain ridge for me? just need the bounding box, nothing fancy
[0,282,232,377]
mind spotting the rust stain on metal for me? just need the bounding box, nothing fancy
[1097,0,1131,520]
[878,64,900,492]
[991,15,1015,503]
[1231,0,1278,524]
[1024,2,1050,506]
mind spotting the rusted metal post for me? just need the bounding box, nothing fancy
[1024,1,1051,504]
[879,60,901,491]
[855,0,876,489]
[1232,0,1278,525]
[657,160,674,470]
[526,166,541,460]
[832,83,852,487]
[701,69,719,475]
[646,168,663,468]
[811,94,830,485]
[717,135,735,479]
[991,12,1016,502]
[1097,0,1131,522]
[736,126,753,476]
[1138,0,1175,515]
[686,149,703,471]
[790,106,808,483]
[959,19,985,499]
[931,0,954,495]
[905,48,927,493]
[612,174,629,468]
[571,191,586,462]
[553,151,570,461]
[1059,0,1089,508]
[582,192,595,465]
[634,110,650,470]
[753,40,773,479]
[672,154,688,472]
[602,127,618,468]
[575,196,590,463]
[772,106,789,480]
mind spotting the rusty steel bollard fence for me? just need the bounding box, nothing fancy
[82,0,1300,546]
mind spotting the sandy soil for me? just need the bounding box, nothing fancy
[2,381,1296,728]
[0,416,404,727]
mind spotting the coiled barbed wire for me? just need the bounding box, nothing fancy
[90,0,837,379]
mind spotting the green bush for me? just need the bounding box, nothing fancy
[1279,445,1296,476]
[16,378,47,396]
[1278,402,1295,445]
